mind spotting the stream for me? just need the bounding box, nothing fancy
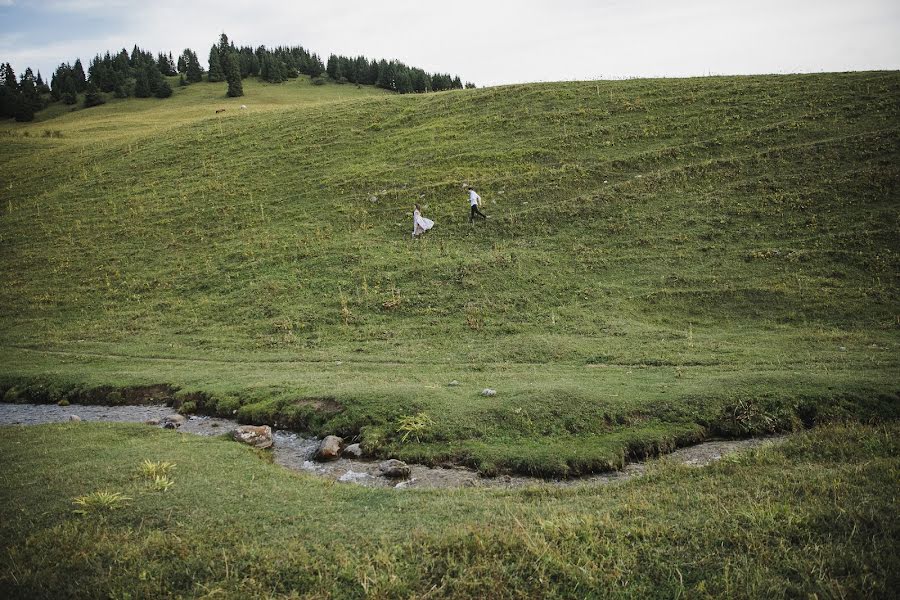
[0,403,785,489]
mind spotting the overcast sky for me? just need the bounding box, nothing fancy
[2,0,899,86]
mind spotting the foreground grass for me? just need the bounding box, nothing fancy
[0,422,897,598]
[1,72,898,474]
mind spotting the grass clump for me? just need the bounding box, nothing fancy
[397,412,435,443]
[138,459,177,491]
[137,459,176,479]
[71,490,131,515]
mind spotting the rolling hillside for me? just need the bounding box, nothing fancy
[1,73,898,475]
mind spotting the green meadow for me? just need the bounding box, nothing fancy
[2,72,898,474]
[0,422,897,598]
[1,71,899,597]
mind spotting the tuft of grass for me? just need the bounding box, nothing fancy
[397,412,435,443]
[71,490,131,515]
[138,459,176,480]
[150,475,175,492]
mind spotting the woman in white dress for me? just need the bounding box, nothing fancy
[412,203,434,238]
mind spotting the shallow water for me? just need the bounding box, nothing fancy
[0,403,784,489]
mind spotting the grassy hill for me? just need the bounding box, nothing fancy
[1,73,898,475]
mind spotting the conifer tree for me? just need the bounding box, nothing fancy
[177,53,187,73]
[134,68,150,97]
[207,46,224,82]
[0,86,13,119]
[260,53,271,82]
[83,81,105,107]
[36,71,50,94]
[185,49,203,83]
[72,59,87,92]
[14,94,34,121]
[157,52,176,76]
[155,78,173,98]
[2,62,17,91]
[395,68,412,94]
[113,78,127,98]
[62,74,78,104]
[225,52,243,97]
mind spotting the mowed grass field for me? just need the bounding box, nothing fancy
[1,73,898,476]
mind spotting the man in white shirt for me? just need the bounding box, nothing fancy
[467,187,488,223]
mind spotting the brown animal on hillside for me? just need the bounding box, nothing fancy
[215,109,226,114]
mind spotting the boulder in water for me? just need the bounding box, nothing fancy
[232,425,273,449]
[342,443,363,458]
[161,414,186,429]
[316,435,343,461]
[68,415,81,422]
[379,459,411,478]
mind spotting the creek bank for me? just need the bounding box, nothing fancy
[0,403,786,490]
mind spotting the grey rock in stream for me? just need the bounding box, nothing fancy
[232,425,274,449]
[161,414,186,429]
[379,459,411,478]
[342,443,363,458]
[316,435,343,461]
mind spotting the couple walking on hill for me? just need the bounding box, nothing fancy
[412,186,488,238]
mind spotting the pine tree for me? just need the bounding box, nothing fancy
[185,50,203,83]
[2,62,16,91]
[155,79,173,98]
[0,85,13,119]
[396,68,412,94]
[157,53,172,76]
[72,59,87,92]
[62,74,78,104]
[225,52,243,97]
[113,78,127,98]
[36,70,49,94]
[14,94,34,122]
[207,46,224,83]
[83,81,105,107]
[260,53,271,82]
[134,68,150,97]
[177,53,187,73]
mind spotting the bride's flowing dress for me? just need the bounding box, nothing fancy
[413,209,434,237]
